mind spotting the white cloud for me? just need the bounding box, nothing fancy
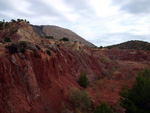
[0,0,150,46]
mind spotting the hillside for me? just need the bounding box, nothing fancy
[32,25,96,47]
[0,20,150,113]
[106,40,150,51]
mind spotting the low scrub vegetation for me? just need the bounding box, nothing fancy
[60,37,69,41]
[94,102,113,113]
[6,43,18,54]
[4,37,11,42]
[46,50,51,56]
[68,88,92,112]
[6,41,28,54]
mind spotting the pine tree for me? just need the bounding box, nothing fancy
[78,71,89,88]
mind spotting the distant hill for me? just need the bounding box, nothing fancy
[105,40,150,51]
[32,25,96,47]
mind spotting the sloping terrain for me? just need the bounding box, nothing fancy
[32,25,95,47]
[0,20,150,113]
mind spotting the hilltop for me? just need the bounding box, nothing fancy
[32,25,96,47]
[105,40,150,51]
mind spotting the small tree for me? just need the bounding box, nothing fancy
[94,102,113,113]
[78,71,89,88]
[120,68,150,113]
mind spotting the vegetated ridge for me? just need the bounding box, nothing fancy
[106,40,150,51]
[32,25,96,47]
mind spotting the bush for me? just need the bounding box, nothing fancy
[61,37,69,41]
[20,47,26,54]
[45,36,54,39]
[94,102,113,113]
[78,71,89,88]
[10,29,17,34]
[46,50,51,56]
[5,22,9,28]
[11,19,16,22]
[68,88,91,111]
[6,43,18,54]
[0,21,4,28]
[120,68,150,113]
[19,41,27,48]
[4,37,11,42]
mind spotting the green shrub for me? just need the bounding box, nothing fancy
[5,22,10,28]
[11,19,16,22]
[94,102,113,113]
[20,47,26,54]
[120,68,150,113]
[68,88,91,111]
[61,37,69,41]
[10,29,17,34]
[19,41,27,48]
[78,71,89,88]
[6,43,18,54]
[0,21,4,28]
[36,45,41,50]
[4,37,11,42]
[46,50,51,56]
[45,36,54,39]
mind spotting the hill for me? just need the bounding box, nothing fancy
[32,25,96,47]
[1,20,150,113]
[106,40,150,51]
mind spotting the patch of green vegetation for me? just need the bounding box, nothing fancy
[6,43,18,54]
[5,22,10,28]
[46,50,51,56]
[20,47,26,54]
[120,68,150,113]
[78,71,89,88]
[10,29,17,34]
[4,37,11,42]
[94,102,113,113]
[19,41,27,48]
[106,40,150,51]
[11,19,16,22]
[45,36,54,39]
[0,21,4,28]
[60,37,69,41]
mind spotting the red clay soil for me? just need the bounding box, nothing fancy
[1,21,150,113]
[97,49,150,61]
[0,45,115,113]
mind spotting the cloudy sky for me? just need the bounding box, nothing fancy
[0,0,150,46]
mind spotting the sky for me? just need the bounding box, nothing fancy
[0,0,150,46]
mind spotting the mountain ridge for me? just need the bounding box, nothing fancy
[105,40,150,51]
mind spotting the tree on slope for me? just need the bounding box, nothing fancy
[120,68,150,113]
